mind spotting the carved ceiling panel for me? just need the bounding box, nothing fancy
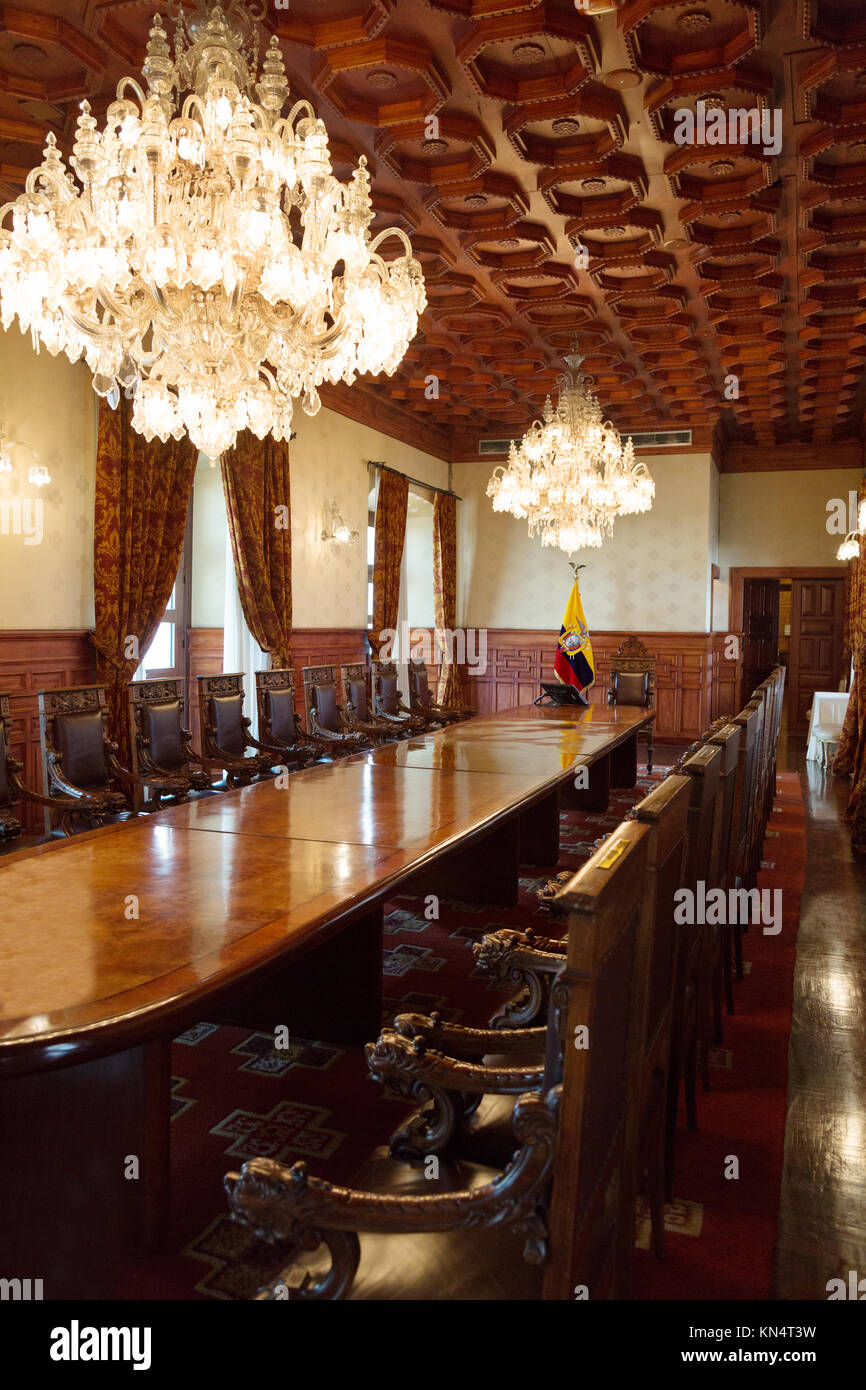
[1,0,866,462]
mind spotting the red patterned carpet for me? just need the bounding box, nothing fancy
[114,767,804,1301]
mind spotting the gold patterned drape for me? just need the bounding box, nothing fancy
[835,475,866,785]
[832,646,866,854]
[370,468,408,657]
[433,491,464,710]
[90,398,196,761]
[844,475,866,660]
[221,432,293,669]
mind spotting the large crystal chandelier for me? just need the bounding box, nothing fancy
[0,0,426,458]
[487,341,655,554]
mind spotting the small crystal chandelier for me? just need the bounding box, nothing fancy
[486,339,654,554]
[0,0,426,459]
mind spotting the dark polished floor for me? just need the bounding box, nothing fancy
[773,721,866,1300]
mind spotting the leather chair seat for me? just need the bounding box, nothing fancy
[288,1145,544,1302]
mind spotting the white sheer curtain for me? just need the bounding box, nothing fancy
[395,513,411,705]
[222,528,267,738]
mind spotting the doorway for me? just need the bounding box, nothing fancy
[731,567,847,737]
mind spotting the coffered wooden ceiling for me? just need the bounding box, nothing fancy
[2,0,866,467]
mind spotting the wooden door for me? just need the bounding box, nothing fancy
[741,578,780,706]
[789,578,845,736]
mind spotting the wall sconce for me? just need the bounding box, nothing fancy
[837,498,865,560]
[0,425,51,486]
[321,500,359,545]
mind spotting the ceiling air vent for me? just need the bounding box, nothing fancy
[626,429,692,448]
[478,438,514,455]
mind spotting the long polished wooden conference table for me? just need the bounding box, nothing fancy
[0,702,652,1297]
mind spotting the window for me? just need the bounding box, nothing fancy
[135,506,193,685]
[405,488,435,629]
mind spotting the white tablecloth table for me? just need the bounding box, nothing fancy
[806,691,850,767]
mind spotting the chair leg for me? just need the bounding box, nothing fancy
[712,960,723,1044]
[733,919,744,981]
[646,735,653,774]
[664,1053,682,1204]
[685,1034,699,1129]
[648,1108,666,1260]
[723,922,735,1015]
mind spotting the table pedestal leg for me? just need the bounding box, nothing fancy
[408,816,520,908]
[518,789,560,865]
[0,1037,170,1298]
[214,907,384,1047]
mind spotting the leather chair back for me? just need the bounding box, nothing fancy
[267,688,298,745]
[314,683,340,733]
[212,694,245,755]
[611,670,650,707]
[379,674,399,715]
[142,700,185,771]
[54,710,107,789]
[348,679,370,722]
[412,664,431,704]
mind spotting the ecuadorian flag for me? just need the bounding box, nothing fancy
[554,576,595,692]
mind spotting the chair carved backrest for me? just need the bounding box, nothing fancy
[257,669,301,747]
[303,665,341,733]
[544,819,651,1299]
[631,775,691,1067]
[342,663,372,723]
[129,678,188,776]
[198,673,247,757]
[680,742,723,892]
[39,686,112,795]
[706,722,742,892]
[731,701,761,888]
[372,660,403,717]
[608,636,655,708]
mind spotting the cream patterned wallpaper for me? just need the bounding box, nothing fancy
[0,331,96,629]
[712,468,860,629]
[454,453,717,634]
[288,405,448,629]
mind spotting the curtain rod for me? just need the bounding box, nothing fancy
[368,460,462,502]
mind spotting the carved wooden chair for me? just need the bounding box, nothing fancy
[255,670,321,769]
[608,635,655,772]
[224,821,652,1300]
[376,778,691,1259]
[340,664,397,745]
[302,666,370,757]
[197,673,278,786]
[128,678,220,812]
[704,721,742,1022]
[371,660,427,735]
[37,685,133,835]
[407,659,472,726]
[1,691,86,843]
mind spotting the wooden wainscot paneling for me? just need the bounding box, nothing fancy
[711,631,744,722]
[0,630,96,832]
[463,629,719,741]
[187,627,224,747]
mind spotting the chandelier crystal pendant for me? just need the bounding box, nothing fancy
[486,340,655,555]
[0,0,426,459]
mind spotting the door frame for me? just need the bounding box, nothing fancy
[729,566,847,631]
